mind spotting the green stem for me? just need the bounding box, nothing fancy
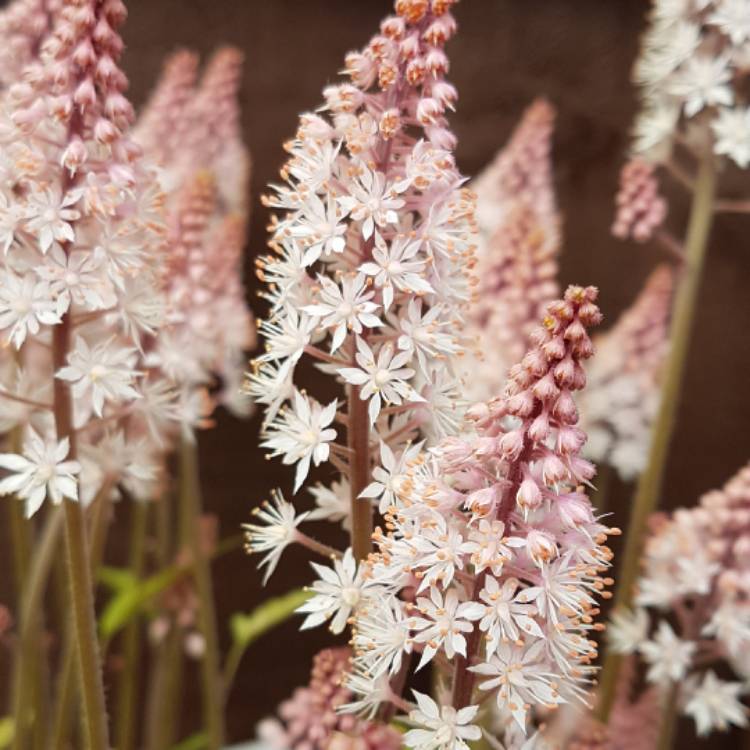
[114,501,149,750]
[52,319,110,750]
[347,386,373,561]
[144,628,183,750]
[49,633,76,750]
[11,508,63,750]
[655,684,679,750]
[179,438,225,749]
[597,155,717,721]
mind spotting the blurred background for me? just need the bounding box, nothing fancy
[2,0,750,744]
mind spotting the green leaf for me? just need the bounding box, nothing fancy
[230,588,310,649]
[168,732,207,750]
[99,564,184,639]
[0,717,14,748]
[97,566,137,591]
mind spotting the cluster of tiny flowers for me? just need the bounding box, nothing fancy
[464,99,561,403]
[307,286,614,748]
[463,101,672,484]
[245,0,476,511]
[579,265,673,481]
[631,0,750,167]
[0,0,182,513]
[608,462,750,737]
[0,0,57,89]
[611,159,668,242]
[257,647,402,750]
[136,47,255,425]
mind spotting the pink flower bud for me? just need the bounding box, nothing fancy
[425,126,456,150]
[73,78,96,109]
[542,454,567,485]
[527,529,558,565]
[557,426,586,455]
[61,138,88,174]
[531,372,559,402]
[528,412,551,442]
[553,390,578,423]
[517,477,543,512]
[417,97,443,125]
[499,429,525,460]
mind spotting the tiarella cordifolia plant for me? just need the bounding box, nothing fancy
[0,0,174,746]
[606,463,750,741]
[0,0,56,90]
[600,0,750,719]
[245,0,475,566]
[300,285,614,750]
[579,265,673,483]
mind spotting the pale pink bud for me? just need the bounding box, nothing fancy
[542,454,567,484]
[105,93,134,125]
[527,529,557,565]
[557,492,594,527]
[109,163,135,188]
[466,402,490,422]
[380,15,405,39]
[569,456,596,482]
[425,126,456,150]
[466,485,499,515]
[528,412,551,442]
[73,39,96,68]
[506,389,534,418]
[553,390,578,423]
[406,58,427,85]
[557,426,586,455]
[61,138,88,174]
[517,478,543,512]
[417,97,443,125]
[531,372,559,402]
[425,49,449,76]
[522,348,548,377]
[499,429,525,460]
[73,78,96,109]
[94,117,119,144]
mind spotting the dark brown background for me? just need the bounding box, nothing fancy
[2,0,750,745]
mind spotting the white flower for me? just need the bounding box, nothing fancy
[261,390,337,492]
[37,246,114,313]
[669,54,733,118]
[709,0,750,45]
[339,338,421,424]
[684,671,747,736]
[471,641,565,732]
[0,191,25,253]
[290,191,349,266]
[340,669,392,719]
[477,576,544,656]
[0,429,81,517]
[411,587,484,669]
[24,187,80,253]
[712,106,750,168]
[632,103,680,153]
[258,305,316,375]
[404,691,481,750]
[397,299,460,377]
[465,519,525,577]
[307,478,351,530]
[337,167,405,240]
[244,490,308,583]
[0,272,60,348]
[303,273,381,353]
[359,234,433,311]
[360,440,423,513]
[351,597,413,678]
[607,607,649,654]
[639,620,695,685]
[56,336,141,417]
[297,548,372,634]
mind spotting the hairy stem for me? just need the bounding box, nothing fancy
[347,386,373,561]
[52,318,110,750]
[597,155,717,721]
[655,684,679,750]
[114,501,149,750]
[179,438,225,749]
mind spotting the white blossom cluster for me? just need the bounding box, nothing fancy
[608,462,750,737]
[246,0,476,507]
[0,0,185,514]
[632,0,750,167]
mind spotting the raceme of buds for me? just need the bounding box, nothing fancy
[611,159,668,242]
[580,265,673,481]
[631,0,750,168]
[607,462,750,738]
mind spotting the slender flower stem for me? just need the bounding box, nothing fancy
[451,450,530,709]
[592,462,614,514]
[52,318,110,750]
[114,500,149,750]
[11,507,62,750]
[145,629,183,750]
[0,389,53,410]
[347,386,373,561]
[179,437,225,750]
[655,684,679,750]
[713,198,750,213]
[295,531,342,560]
[598,155,717,721]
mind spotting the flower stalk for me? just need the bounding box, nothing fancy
[598,154,717,720]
